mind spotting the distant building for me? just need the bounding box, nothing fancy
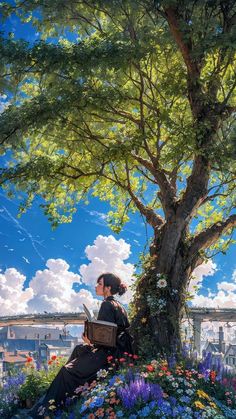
[0,325,78,352]
[224,344,236,370]
[39,343,73,362]
[203,326,226,369]
[0,346,4,380]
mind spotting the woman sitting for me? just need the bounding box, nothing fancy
[31,272,133,418]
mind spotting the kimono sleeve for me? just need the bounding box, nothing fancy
[97,301,116,323]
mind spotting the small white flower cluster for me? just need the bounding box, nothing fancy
[96,369,108,379]
[157,298,166,309]
[150,359,158,367]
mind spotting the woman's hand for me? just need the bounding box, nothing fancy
[82,333,92,346]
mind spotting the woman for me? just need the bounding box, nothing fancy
[31,273,133,418]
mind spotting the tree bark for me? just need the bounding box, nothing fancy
[130,230,191,357]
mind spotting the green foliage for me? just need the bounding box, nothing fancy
[0,0,235,249]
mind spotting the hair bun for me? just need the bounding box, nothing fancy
[118,282,127,296]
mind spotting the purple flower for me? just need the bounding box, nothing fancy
[167,354,176,369]
[117,377,163,409]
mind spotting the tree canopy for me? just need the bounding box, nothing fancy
[0,0,236,259]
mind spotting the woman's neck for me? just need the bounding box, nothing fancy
[104,295,114,300]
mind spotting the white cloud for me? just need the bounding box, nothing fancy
[0,94,9,114]
[27,258,90,313]
[79,235,135,303]
[217,281,236,292]
[188,260,217,293]
[232,269,236,282]
[0,268,33,315]
[192,267,236,309]
[0,235,135,315]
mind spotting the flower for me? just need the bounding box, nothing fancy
[194,400,205,409]
[196,390,210,400]
[146,365,154,372]
[107,356,113,362]
[51,355,57,361]
[157,278,167,288]
[95,407,105,417]
[26,356,33,363]
[209,370,217,382]
[97,369,108,379]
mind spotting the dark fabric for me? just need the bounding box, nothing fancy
[31,296,133,418]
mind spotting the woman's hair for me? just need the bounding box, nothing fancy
[97,273,127,296]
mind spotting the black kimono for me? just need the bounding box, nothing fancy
[31,296,133,417]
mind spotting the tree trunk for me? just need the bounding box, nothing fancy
[130,237,191,358]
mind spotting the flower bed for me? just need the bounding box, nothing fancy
[0,355,65,418]
[2,352,236,418]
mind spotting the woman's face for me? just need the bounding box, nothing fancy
[95,277,105,297]
[95,277,111,297]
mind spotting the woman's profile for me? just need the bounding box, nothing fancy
[30,272,133,418]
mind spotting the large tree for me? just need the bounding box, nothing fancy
[0,0,236,355]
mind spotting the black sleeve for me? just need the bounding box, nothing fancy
[97,301,116,323]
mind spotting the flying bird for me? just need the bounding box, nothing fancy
[22,256,30,264]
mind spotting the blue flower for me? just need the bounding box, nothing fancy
[138,406,150,417]
[149,400,157,409]
[116,411,124,417]
[80,404,87,413]
[129,415,137,419]
[179,395,191,404]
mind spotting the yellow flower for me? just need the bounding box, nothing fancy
[210,402,217,409]
[196,390,210,400]
[48,399,55,404]
[109,391,116,397]
[48,405,56,410]
[141,317,147,323]
[194,400,205,409]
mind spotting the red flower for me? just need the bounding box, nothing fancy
[133,354,139,359]
[161,366,168,371]
[51,355,57,361]
[48,360,52,365]
[146,364,154,372]
[210,370,217,382]
[119,358,126,363]
[129,363,134,367]
[128,353,133,357]
[123,352,128,355]
[107,355,113,362]
[26,357,33,363]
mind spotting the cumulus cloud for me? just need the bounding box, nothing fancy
[0,268,33,315]
[27,258,100,313]
[0,235,135,315]
[192,267,236,308]
[79,235,135,303]
[188,260,217,293]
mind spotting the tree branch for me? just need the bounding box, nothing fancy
[124,161,164,229]
[189,213,236,261]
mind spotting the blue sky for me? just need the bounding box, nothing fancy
[0,6,236,316]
